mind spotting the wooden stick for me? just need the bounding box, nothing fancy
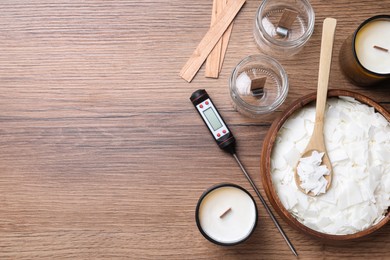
[219,0,234,73]
[180,0,246,82]
[219,207,232,218]
[205,0,234,78]
[373,45,389,52]
[205,0,223,78]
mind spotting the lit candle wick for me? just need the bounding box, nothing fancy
[219,207,232,218]
[373,45,389,52]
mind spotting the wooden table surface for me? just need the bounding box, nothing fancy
[0,1,389,259]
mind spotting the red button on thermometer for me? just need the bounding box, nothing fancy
[190,89,298,257]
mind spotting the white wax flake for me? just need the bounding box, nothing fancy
[278,185,298,210]
[336,182,367,209]
[295,137,309,153]
[326,106,340,119]
[328,148,348,164]
[236,72,251,96]
[373,129,389,143]
[317,183,337,205]
[345,141,369,165]
[304,118,315,135]
[372,143,390,162]
[282,128,306,143]
[271,97,390,235]
[297,151,329,195]
[272,140,294,158]
[316,217,332,229]
[351,165,367,181]
[339,111,351,123]
[373,113,389,128]
[271,157,287,171]
[329,129,344,144]
[324,118,339,142]
[272,166,294,185]
[368,166,382,193]
[283,118,306,142]
[383,174,390,193]
[360,181,376,203]
[299,150,324,165]
[346,122,366,141]
[283,146,301,168]
[296,191,310,209]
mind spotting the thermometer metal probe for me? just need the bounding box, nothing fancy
[190,89,297,257]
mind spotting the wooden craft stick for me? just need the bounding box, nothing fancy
[180,0,246,82]
[219,0,234,73]
[205,0,224,78]
[373,45,389,52]
[205,0,234,78]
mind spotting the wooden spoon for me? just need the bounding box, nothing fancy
[294,18,337,196]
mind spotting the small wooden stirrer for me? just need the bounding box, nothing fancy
[180,0,246,82]
[276,9,299,37]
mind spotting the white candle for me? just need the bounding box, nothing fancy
[355,19,390,74]
[196,184,257,245]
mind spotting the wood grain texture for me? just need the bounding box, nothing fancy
[0,0,389,259]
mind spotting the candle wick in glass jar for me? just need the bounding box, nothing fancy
[373,45,388,52]
[219,207,232,218]
[251,77,266,98]
[276,9,299,37]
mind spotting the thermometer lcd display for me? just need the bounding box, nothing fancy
[203,107,223,131]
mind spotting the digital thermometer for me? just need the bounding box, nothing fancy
[190,89,298,256]
[190,89,236,153]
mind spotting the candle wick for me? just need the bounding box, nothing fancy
[219,207,232,218]
[373,45,389,52]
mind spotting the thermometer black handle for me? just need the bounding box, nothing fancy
[190,89,236,153]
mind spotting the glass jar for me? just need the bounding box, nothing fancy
[229,55,289,117]
[253,0,315,57]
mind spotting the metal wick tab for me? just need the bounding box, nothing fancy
[276,9,299,37]
[250,77,266,98]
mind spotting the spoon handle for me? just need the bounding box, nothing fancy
[315,18,337,131]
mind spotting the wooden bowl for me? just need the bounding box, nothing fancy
[260,89,390,242]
